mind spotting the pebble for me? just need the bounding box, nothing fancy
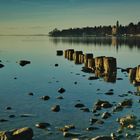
[51,105,60,112]
[35,122,50,129]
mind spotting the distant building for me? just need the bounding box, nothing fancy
[112,21,119,36]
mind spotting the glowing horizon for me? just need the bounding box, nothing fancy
[0,0,140,35]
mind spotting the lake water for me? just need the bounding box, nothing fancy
[0,36,140,140]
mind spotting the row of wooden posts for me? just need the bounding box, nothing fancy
[64,49,117,75]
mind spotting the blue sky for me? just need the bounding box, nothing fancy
[0,0,140,34]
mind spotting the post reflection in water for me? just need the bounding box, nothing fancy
[50,37,140,51]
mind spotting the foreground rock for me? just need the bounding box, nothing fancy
[58,88,66,93]
[0,127,33,140]
[91,135,112,140]
[51,105,60,112]
[35,122,50,129]
[63,132,81,137]
[18,60,31,67]
[117,115,137,128]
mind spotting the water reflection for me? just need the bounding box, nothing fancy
[50,37,140,50]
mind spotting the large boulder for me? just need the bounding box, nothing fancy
[0,127,33,140]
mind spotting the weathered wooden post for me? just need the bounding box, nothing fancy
[68,49,74,60]
[129,67,137,83]
[79,54,84,64]
[88,58,95,70]
[64,50,68,59]
[73,51,83,64]
[103,57,117,74]
[95,56,105,72]
[104,73,116,83]
[84,53,93,67]
[136,65,140,82]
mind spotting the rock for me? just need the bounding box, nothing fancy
[12,127,33,140]
[113,105,123,112]
[56,50,63,56]
[9,115,16,118]
[117,115,136,127]
[28,92,34,96]
[0,131,12,140]
[0,119,8,122]
[91,135,112,140]
[101,112,111,119]
[119,99,132,107]
[86,127,98,131]
[51,105,60,112]
[59,124,75,132]
[81,67,93,73]
[18,60,31,67]
[90,118,98,124]
[110,133,118,140]
[6,107,12,110]
[63,132,81,137]
[88,76,99,80]
[101,102,113,108]
[116,78,123,80]
[58,88,66,93]
[74,103,85,108]
[56,96,64,99]
[35,123,50,129]
[55,64,59,67]
[0,63,4,68]
[41,96,50,100]
[80,107,90,112]
[105,91,114,95]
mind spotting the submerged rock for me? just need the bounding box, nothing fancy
[74,103,85,108]
[41,96,50,100]
[18,60,31,67]
[0,64,4,68]
[51,105,60,112]
[101,112,111,119]
[91,135,112,140]
[58,88,66,93]
[35,122,50,129]
[63,132,81,137]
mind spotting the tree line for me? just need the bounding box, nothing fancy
[49,21,140,37]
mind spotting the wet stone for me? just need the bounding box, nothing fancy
[41,96,50,101]
[0,63,4,68]
[35,122,50,129]
[101,112,111,119]
[58,88,66,93]
[54,64,59,67]
[19,60,31,67]
[88,76,99,80]
[28,92,34,96]
[74,103,85,108]
[86,127,99,131]
[63,132,81,137]
[51,105,60,112]
[91,135,112,140]
[0,119,8,122]
[9,115,16,118]
[105,91,114,95]
[80,107,90,112]
[56,96,64,99]
[119,99,133,107]
[6,107,12,110]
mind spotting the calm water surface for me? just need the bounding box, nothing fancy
[0,36,140,140]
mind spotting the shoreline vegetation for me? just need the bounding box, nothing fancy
[49,21,140,37]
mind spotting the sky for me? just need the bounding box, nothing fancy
[0,0,140,35]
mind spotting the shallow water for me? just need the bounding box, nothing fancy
[0,36,140,140]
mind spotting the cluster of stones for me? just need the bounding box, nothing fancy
[63,49,117,83]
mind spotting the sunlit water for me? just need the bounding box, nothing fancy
[0,36,140,140]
